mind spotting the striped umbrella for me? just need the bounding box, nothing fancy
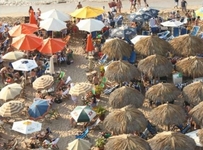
[69,82,92,96]
[33,75,54,90]
[70,106,96,122]
[0,101,24,117]
[0,83,22,101]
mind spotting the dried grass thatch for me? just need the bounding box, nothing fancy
[105,134,152,150]
[105,60,141,83]
[189,102,203,126]
[109,86,144,108]
[138,54,173,78]
[145,83,181,103]
[102,38,132,60]
[148,131,196,150]
[149,103,186,130]
[103,105,147,134]
[176,56,203,78]
[134,35,173,56]
[183,81,203,106]
[169,34,203,56]
[197,129,203,145]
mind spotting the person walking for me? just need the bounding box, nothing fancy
[181,0,187,13]
[174,0,179,8]
[116,0,122,13]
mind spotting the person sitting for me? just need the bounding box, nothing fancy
[44,93,55,105]
[90,95,97,108]
[92,73,99,85]
[35,91,43,98]
[56,78,65,90]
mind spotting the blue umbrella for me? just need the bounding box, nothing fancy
[110,27,136,39]
[28,99,50,120]
[128,12,151,22]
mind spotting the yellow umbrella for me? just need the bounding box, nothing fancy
[196,7,203,19]
[70,6,105,18]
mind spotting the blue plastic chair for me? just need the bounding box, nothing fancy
[128,51,136,64]
[180,27,187,35]
[157,31,170,40]
[190,26,200,36]
[173,27,179,37]
[142,31,150,35]
[91,31,97,39]
[75,128,89,139]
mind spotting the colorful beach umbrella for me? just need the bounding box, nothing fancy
[86,34,94,52]
[37,38,66,54]
[0,83,22,101]
[12,58,38,72]
[28,99,50,120]
[9,23,38,37]
[70,6,105,18]
[76,19,105,33]
[11,34,42,51]
[12,119,42,135]
[196,7,203,19]
[2,51,25,61]
[70,106,96,122]
[40,9,70,21]
[32,75,54,90]
[0,101,24,117]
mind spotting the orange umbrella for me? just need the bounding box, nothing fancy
[29,9,37,24]
[9,23,39,37]
[86,34,94,52]
[37,38,66,54]
[11,34,42,51]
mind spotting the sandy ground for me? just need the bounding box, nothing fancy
[0,0,202,149]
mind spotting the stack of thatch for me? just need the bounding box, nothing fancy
[189,101,203,126]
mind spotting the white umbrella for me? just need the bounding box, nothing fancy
[12,119,42,135]
[161,20,184,27]
[76,19,105,33]
[39,9,70,21]
[131,35,150,44]
[39,18,67,31]
[2,51,25,61]
[12,58,38,72]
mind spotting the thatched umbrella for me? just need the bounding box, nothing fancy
[175,56,203,78]
[189,102,203,126]
[102,38,132,60]
[148,131,196,150]
[169,34,203,56]
[134,35,173,56]
[103,105,147,134]
[138,54,173,78]
[105,60,141,83]
[149,103,186,130]
[145,83,181,103]
[109,86,144,108]
[105,134,152,150]
[197,129,203,146]
[183,81,203,106]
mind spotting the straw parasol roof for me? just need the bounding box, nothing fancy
[137,54,173,78]
[148,131,196,150]
[102,38,132,60]
[183,81,203,106]
[103,105,147,134]
[149,103,186,130]
[145,83,181,103]
[197,129,203,145]
[105,134,152,150]
[134,35,173,56]
[109,86,144,108]
[105,60,141,83]
[189,101,203,126]
[175,56,203,78]
[169,34,203,56]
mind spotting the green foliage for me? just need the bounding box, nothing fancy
[95,137,106,148]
